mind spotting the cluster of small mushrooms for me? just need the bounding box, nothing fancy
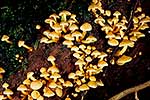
[88,0,150,65]
[0,0,150,99]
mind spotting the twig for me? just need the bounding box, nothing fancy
[108,80,150,100]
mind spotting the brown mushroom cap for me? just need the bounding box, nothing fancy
[116,55,132,65]
[30,80,43,90]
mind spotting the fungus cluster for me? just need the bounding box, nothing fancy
[88,0,150,65]
[0,83,14,99]
[0,0,150,99]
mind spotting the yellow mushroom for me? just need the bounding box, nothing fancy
[63,81,73,87]
[59,10,71,22]
[60,21,69,33]
[43,87,55,97]
[105,10,111,16]
[79,84,89,91]
[31,90,41,99]
[17,84,28,95]
[36,24,41,29]
[63,40,74,48]
[80,22,92,39]
[47,65,59,74]
[75,59,86,71]
[55,88,63,97]
[116,55,132,65]
[50,73,61,82]
[49,81,57,88]
[94,16,105,26]
[30,80,43,90]
[0,95,7,100]
[87,81,97,88]
[18,40,33,52]
[3,89,13,99]
[69,24,79,33]
[116,39,134,56]
[49,13,59,21]
[47,55,56,66]
[72,31,83,42]
[1,35,12,44]
[108,38,119,46]
[113,11,121,18]
[27,72,36,81]
[82,35,97,44]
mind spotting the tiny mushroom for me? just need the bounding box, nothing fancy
[87,81,97,88]
[72,31,83,42]
[1,35,12,44]
[63,81,73,87]
[18,40,33,52]
[94,16,105,26]
[82,35,97,44]
[63,40,74,48]
[47,65,59,74]
[50,73,61,82]
[113,11,121,18]
[49,13,59,21]
[36,24,41,29]
[47,55,56,66]
[69,24,79,33]
[108,38,119,46]
[27,72,36,81]
[0,67,5,78]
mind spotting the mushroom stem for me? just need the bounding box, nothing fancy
[81,32,87,40]
[7,95,12,100]
[117,46,128,56]
[6,40,12,44]
[22,45,33,52]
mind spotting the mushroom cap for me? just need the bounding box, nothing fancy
[75,60,86,66]
[50,73,61,79]
[18,40,25,47]
[87,81,97,88]
[47,55,56,62]
[17,84,28,91]
[59,10,71,17]
[85,56,92,62]
[2,83,9,89]
[113,11,121,17]
[30,80,43,90]
[71,46,79,52]
[108,39,119,46]
[69,24,79,32]
[105,32,115,39]
[31,90,40,99]
[94,16,105,24]
[91,50,101,58]
[63,81,73,87]
[68,72,76,79]
[98,60,108,68]
[49,13,59,21]
[96,80,104,86]
[23,79,31,85]
[64,34,74,41]
[40,67,47,73]
[79,84,89,91]
[49,81,57,88]
[40,37,49,43]
[47,65,59,73]
[80,22,92,32]
[101,25,113,33]
[89,76,96,81]
[0,67,5,73]
[82,35,97,44]
[75,70,84,76]
[52,23,61,31]
[119,39,134,47]
[0,95,6,100]
[43,87,55,97]
[55,88,63,97]
[116,55,132,65]
[63,40,74,47]
[60,21,69,27]
[36,25,41,30]
[105,10,111,16]
[1,35,9,41]
[3,89,13,95]
[27,72,34,79]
